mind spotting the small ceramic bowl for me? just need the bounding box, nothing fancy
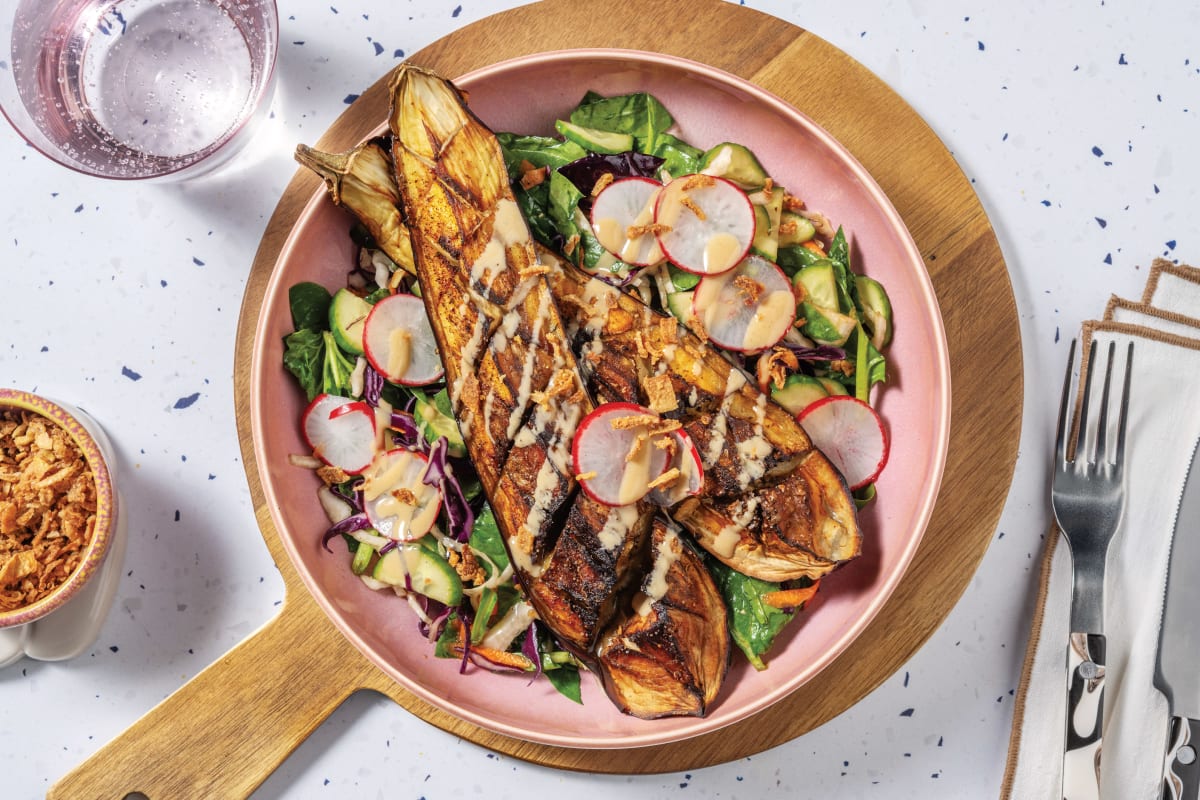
[0,389,125,665]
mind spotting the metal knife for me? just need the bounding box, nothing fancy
[1156,437,1200,800]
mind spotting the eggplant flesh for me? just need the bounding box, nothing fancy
[595,518,730,719]
[384,66,720,714]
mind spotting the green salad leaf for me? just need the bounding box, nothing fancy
[320,331,356,396]
[569,92,674,153]
[289,281,332,332]
[707,558,797,671]
[282,328,324,401]
[495,133,588,175]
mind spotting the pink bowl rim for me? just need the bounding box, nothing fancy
[252,47,951,748]
[0,388,116,628]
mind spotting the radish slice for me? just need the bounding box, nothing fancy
[302,394,378,475]
[796,395,890,490]
[589,177,664,266]
[363,293,444,386]
[693,254,796,353]
[360,448,443,541]
[648,428,704,507]
[571,402,673,507]
[654,174,754,275]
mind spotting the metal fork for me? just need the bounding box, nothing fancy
[1052,338,1134,800]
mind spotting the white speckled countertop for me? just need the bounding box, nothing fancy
[2,0,1197,797]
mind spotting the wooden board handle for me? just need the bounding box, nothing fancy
[48,593,375,800]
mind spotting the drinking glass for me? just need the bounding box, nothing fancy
[0,0,278,180]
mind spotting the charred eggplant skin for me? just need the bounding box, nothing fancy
[294,136,860,583]
[385,66,727,719]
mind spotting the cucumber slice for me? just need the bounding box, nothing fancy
[699,142,769,190]
[770,374,828,415]
[413,389,467,458]
[778,210,816,247]
[855,275,894,348]
[372,541,464,606]
[794,261,839,309]
[750,204,776,263]
[350,541,375,575]
[799,299,858,346]
[554,119,634,155]
[666,290,696,325]
[329,288,372,356]
[817,377,850,396]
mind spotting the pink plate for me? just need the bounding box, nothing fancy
[250,49,950,749]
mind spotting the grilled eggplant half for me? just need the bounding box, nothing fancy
[383,64,728,717]
[295,137,859,583]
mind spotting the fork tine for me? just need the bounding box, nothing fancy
[1073,339,1099,464]
[1114,341,1134,471]
[1055,339,1078,467]
[1094,342,1117,465]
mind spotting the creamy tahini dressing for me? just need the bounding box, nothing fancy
[742,289,794,351]
[711,496,760,558]
[703,232,742,274]
[735,393,771,490]
[704,369,746,467]
[597,504,640,552]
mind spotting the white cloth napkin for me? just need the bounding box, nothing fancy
[1003,259,1200,799]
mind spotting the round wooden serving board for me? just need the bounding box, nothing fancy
[49,1,1020,797]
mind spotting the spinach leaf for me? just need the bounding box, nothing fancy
[496,133,588,176]
[707,558,796,670]
[289,281,332,332]
[651,133,704,178]
[321,331,356,396]
[776,244,824,276]
[569,93,674,153]
[469,503,509,577]
[542,663,583,704]
[826,227,859,312]
[513,182,559,251]
[282,328,324,401]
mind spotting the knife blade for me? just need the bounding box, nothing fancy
[1156,436,1200,800]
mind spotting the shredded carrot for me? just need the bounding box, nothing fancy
[802,239,826,256]
[762,580,821,609]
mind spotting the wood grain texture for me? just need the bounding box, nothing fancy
[50,0,1021,794]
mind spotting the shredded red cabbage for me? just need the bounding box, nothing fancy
[778,342,848,362]
[423,436,475,542]
[389,410,424,451]
[522,620,543,685]
[558,152,665,215]
[321,513,372,552]
[363,364,385,406]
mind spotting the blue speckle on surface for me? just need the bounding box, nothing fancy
[372,41,383,56]
[40,346,48,352]
[1167,240,1177,250]
[161,280,167,287]
[344,93,360,104]
[174,510,180,521]
[1092,146,1104,157]
[452,4,462,16]
[1095,217,1108,228]
[192,256,205,266]
[904,671,910,687]
[1041,199,1052,206]
[978,41,985,51]
[393,48,405,58]
[1154,184,1160,194]
[174,393,200,409]
[121,366,141,381]
[900,707,915,717]
[109,646,118,652]
[1119,53,1128,64]
[74,204,83,213]
[1104,253,1113,264]
[293,40,305,45]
